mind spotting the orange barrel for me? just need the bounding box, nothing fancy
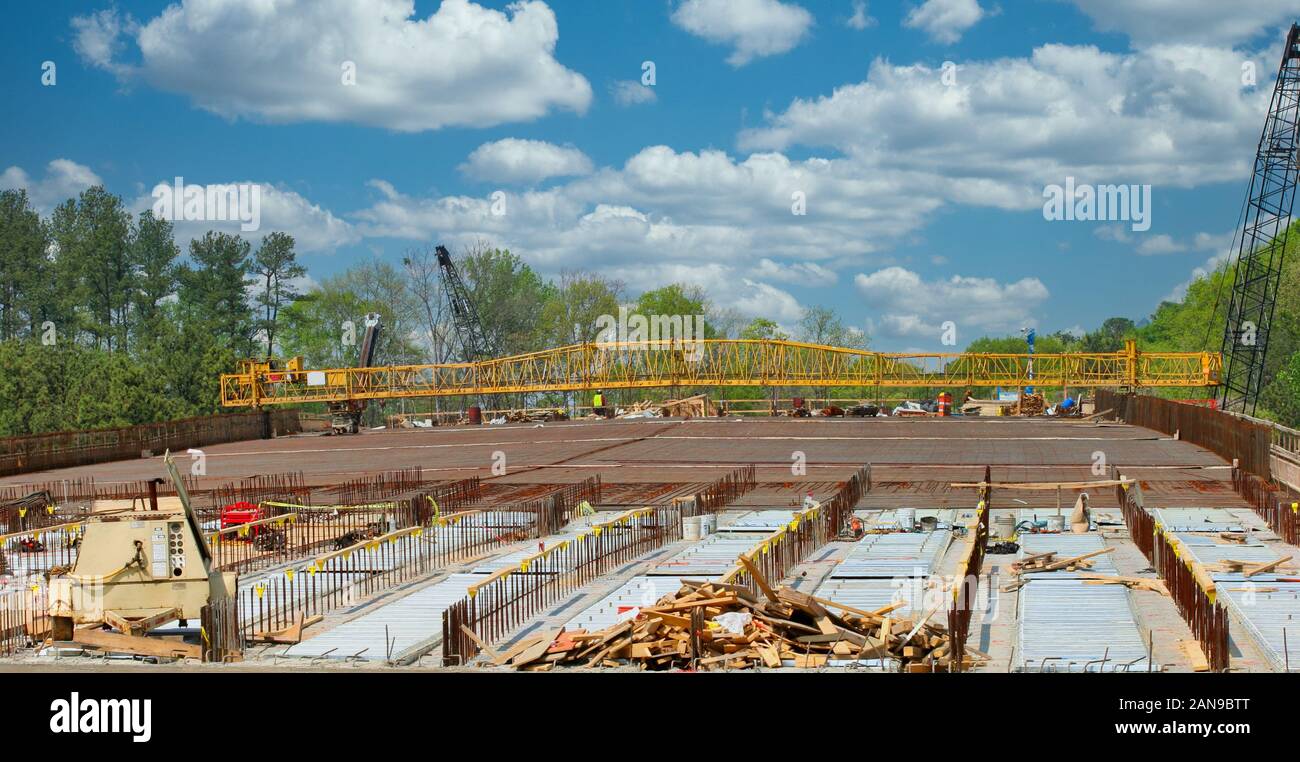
[938,392,952,416]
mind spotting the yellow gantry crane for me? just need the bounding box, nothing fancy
[220,339,1221,408]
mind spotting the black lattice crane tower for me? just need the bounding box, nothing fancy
[1220,23,1300,414]
[435,245,498,362]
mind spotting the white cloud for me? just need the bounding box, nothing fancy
[847,1,877,30]
[459,139,594,184]
[1065,0,1300,47]
[72,0,592,132]
[740,44,1271,205]
[130,181,359,255]
[671,0,815,66]
[755,258,839,285]
[903,0,985,44]
[1135,233,1186,255]
[0,159,103,213]
[611,80,658,106]
[1161,230,1236,301]
[854,266,1049,338]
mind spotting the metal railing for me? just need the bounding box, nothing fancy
[0,586,49,656]
[0,409,300,477]
[442,505,682,665]
[695,465,758,513]
[1231,467,1300,545]
[1114,471,1229,671]
[1098,391,1272,479]
[240,509,536,642]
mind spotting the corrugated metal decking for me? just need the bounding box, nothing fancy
[1017,579,1154,672]
[1218,582,1300,672]
[831,531,952,578]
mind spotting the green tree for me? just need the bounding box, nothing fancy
[0,189,49,340]
[251,232,305,357]
[460,244,553,356]
[130,211,179,347]
[739,317,788,340]
[538,270,624,345]
[48,186,134,351]
[797,305,868,348]
[178,231,253,354]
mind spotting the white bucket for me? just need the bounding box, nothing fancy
[896,507,916,531]
[993,514,1016,539]
[683,516,701,541]
[700,514,716,536]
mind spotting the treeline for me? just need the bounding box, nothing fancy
[0,185,869,436]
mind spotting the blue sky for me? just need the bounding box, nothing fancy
[3,0,1299,351]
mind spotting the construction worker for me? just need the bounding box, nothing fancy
[593,389,605,418]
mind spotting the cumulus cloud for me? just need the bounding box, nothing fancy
[0,159,104,213]
[459,139,594,184]
[1135,233,1186,255]
[740,44,1270,206]
[71,0,591,132]
[611,80,658,106]
[1065,0,1300,47]
[854,266,1049,339]
[130,181,359,255]
[903,0,985,44]
[671,0,815,66]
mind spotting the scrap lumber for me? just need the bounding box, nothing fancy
[505,580,978,672]
[1011,547,1114,575]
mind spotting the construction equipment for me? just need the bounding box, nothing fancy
[1219,23,1300,414]
[328,312,382,434]
[221,340,1221,408]
[47,452,236,643]
[436,245,497,362]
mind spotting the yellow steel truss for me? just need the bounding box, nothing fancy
[220,339,1221,408]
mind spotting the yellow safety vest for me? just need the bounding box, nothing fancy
[593,394,603,407]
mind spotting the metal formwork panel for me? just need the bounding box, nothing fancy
[652,532,766,576]
[1172,533,1281,578]
[281,573,482,661]
[1218,582,1300,672]
[814,577,937,619]
[720,511,797,532]
[471,533,579,573]
[1016,533,1117,576]
[566,575,685,632]
[830,531,952,579]
[1153,508,1245,533]
[1016,579,1154,672]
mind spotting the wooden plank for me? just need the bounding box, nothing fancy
[73,628,200,660]
[459,625,500,662]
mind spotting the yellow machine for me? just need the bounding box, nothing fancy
[48,453,236,639]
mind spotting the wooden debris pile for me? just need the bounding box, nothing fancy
[494,408,568,423]
[491,571,982,672]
